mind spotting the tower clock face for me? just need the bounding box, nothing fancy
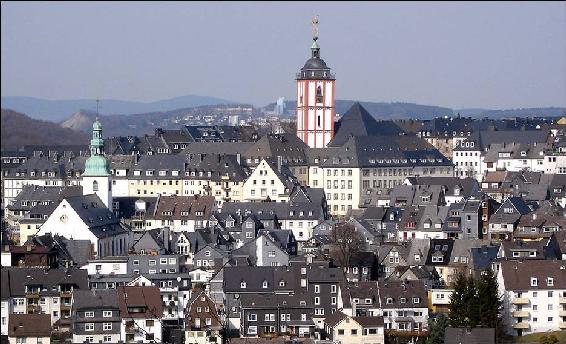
[60,215,68,223]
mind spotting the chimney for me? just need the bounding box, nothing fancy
[162,228,171,252]
[277,156,282,173]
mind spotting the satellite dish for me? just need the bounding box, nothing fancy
[177,277,181,282]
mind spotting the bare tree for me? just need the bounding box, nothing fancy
[329,222,366,269]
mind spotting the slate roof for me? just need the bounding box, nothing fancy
[2,267,88,297]
[7,185,83,211]
[329,103,405,147]
[324,311,348,327]
[470,245,499,271]
[64,194,128,238]
[72,289,119,310]
[444,328,495,344]
[426,239,455,265]
[378,279,428,309]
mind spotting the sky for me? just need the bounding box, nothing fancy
[1,1,565,109]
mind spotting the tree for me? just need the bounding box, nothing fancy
[329,222,366,269]
[448,273,469,327]
[426,313,450,344]
[476,269,503,332]
[449,270,504,338]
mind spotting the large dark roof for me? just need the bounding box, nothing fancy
[329,102,405,147]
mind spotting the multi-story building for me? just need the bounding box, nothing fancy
[185,290,222,344]
[378,280,428,333]
[71,289,121,343]
[118,286,163,344]
[1,267,88,329]
[497,260,566,336]
[306,105,454,216]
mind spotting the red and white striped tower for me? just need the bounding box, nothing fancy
[296,16,336,148]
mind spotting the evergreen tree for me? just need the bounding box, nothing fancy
[448,273,468,327]
[477,269,503,334]
[426,313,450,344]
[463,275,480,328]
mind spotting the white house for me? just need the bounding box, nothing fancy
[37,194,129,257]
[497,260,566,336]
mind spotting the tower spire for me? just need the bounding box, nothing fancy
[311,15,320,59]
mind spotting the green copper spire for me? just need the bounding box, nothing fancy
[83,118,111,177]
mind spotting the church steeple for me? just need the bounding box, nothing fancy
[83,119,111,177]
[295,16,336,149]
[82,117,112,209]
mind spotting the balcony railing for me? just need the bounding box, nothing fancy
[559,322,566,329]
[512,310,530,317]
[512,322,529,329]
[512,297,529,305]
[559,297,566,304]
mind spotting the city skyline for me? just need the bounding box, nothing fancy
[1,1,565,110]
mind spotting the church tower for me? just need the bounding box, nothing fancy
[296,16,336,148]
[82,119,112,209]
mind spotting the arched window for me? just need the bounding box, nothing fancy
[316,86,323,103]
[93,180,99,192]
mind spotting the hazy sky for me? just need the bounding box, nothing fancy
[1,1,565,109]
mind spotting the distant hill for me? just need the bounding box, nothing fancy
[267,100,565,120]
[0,95,235,122]
[477,107,566,119]
[1,109,89,150]
[264,100,453,120]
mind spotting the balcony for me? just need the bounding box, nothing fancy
[559,310,566,317]
[60,303,72,311]
[60,291,72,298]
[559,322,566,329]
[27,304,41,313]
[125,324,136,334]
[25,291,40,298]
[512,310,530,317]
[559,297,566,304]
[512,297,529,305]
[512,322,529,329]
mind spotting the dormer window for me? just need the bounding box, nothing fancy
[400,297,406,304]
[279,280,286,287]
[386,298,393,304]
[262,280,268,289]
[240,281,246,289]
[413,297,420,303]
[547,278,554,286]
[531,277,538,287]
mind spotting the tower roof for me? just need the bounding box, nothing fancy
[83,119,111,177]
[328,102,405,147]
[297,16,333,80]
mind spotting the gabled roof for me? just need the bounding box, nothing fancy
[324,311,349,327]
[8,314,52,337]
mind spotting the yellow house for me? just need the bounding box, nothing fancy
[324,311,385,344]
